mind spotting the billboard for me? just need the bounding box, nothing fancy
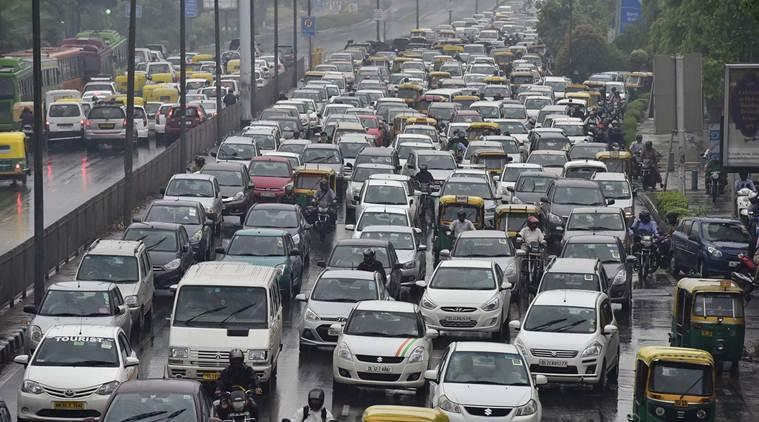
[723,64,759,169]
[203,0,237,9]
[619,0,642,34]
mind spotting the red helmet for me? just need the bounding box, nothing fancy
[527,216,539,224]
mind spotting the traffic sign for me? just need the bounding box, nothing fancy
[125,4,143,18]
[185,0,199,18]
[373,9,387,21]
[301,16,316,37]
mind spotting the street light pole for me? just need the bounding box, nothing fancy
[475,0,479,14]
[449,0,452,25]
[123,0,137,228]
[415,0,419,29]
[250,0,256,118]
[293,0,298,87]
[568,0,573,75]
[273,0,280,101]
[214,0,222,144]
[179,0,187,165]
[307,0,312,70]
[32,0,45,306]
[376,0,380,41]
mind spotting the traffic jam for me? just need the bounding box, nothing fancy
[1,1,756,422]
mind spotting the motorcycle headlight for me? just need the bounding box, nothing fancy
[402,260,415,269]
[421,294,437,310]
[233,191,244,200]
[707,245,722,257]
[407,346,426,363]
[304,307,320,321]
[191,229,203,242]
[169,347,189,359]
[336,342,353,360]
[481,295,500,312]
[124,295,139,307]
[613,269,627,285]
[438,395,462,413]
[581,341,603,358]
[21,380,43,394]
[515,399,538,416]
[696,409,708,419]
[163,258,181,271]
[248,349,267,362]
[30,325,43,343]
[96,380,120,395]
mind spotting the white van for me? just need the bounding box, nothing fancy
[166,262,283,391]
[47,101,87,142]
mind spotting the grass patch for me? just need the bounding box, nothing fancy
[651,190,690,219]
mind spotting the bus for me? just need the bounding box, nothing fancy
[0,58,31,131]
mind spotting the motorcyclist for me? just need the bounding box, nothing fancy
[518,216,544,245]
[312,179,337,222]
[217,349,262,395]
[414,163,435,186]
[607,120,623,149]
[20,107,33,128]
[449,210,476,237]
[610,87,622,105]
[279,185,298,204]
[356,248,387,282]
[640,141,663,188]
[628,210,659,237]
[630,134,643,156]
[735,171,757,192]
[289,388,335,422]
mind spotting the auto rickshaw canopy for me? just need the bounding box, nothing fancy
[362,405,449,422]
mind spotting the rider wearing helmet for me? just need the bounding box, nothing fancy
[630,134,644,156]
[289,388,335,422]
[449,209,476,237]
[356,248,387,285]
[518,216,544,245]
[279,184,298,204]
[628,210,659,237]
[414,163,435,185]
[217,349,262,394]
[735,171,756,193]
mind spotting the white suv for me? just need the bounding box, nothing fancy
[510,290,620,391]
[46,102,86,143]
[75,239,155,334]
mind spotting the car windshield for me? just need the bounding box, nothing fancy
[515,175,552,193]
[597,180,631,199]
[357,211,408,230]
[49,104,80,117]
[250,160,290,178]
[525,98,552,110]
[311,277,379,302]
[524,305,597,333]
[444,351,530,386]
[201,170,243,186]
[173,286,268,328]
[103,393,197,422]
[124,228,178,252]
[536,138,569,151]
[145,205,202,225]
[360,231,414,250]
[472,106,499,119]
[353,167,392,183]
[502,167,532,182]
[245,209,298,228]
[569,145,606,160]
[527,153,566,167]
[540,272,599,292]
[398,144,434,158]
[565,166,605,180]
[364,185,408,205]
[693,293,744,318]
[482,86,510,98]
[39,290,112,317]
[303,148,341,164]
[651,363,713,396]
[344,310,421,337]
[218,143,256,160]
[148,63,171,75]
[33,336,119,367]
[553,186,604,205]
[279,143,307,155]
[556,124,585,136]
[453,237,513,257]
[339,142,367,158]
[444,182,493,199]
[247,134,276,150]
[359,117,379,128]
[165,179,214,197]
[701,222,751,243]
[430,268,495,290]
[330,245,390,267]
[563,243,621,263]
[86,83,114,92]
[78,255,138,283]
[428,104,457,120]
[227,235,285,256]
[567,213,625,231]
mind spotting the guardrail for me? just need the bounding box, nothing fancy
[0,58,304,308]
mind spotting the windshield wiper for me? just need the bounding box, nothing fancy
[678,373,705,400]
[554,320,588,332]
[119,411,167,422]
[159,409,187,422]
[146,236,169,250]
[72,360,115,367]
[180,306,227,325]
[218,303,258,324]
[526,318,567,331]
[82,312,112,317]
[325,298,360,303]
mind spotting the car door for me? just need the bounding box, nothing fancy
[139,251,155,312]
[111,289,131,336]
[428,344,452,407]
[494,264,510,317]
[600,299,619,366]
[178,227,194,269]
[118,332,139,380]
[286,234,303,280]
[268,284,283,366]
[680,220,700,270]
[212,178,223,220]
[387,244,402,294]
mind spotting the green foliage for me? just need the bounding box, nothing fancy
[652,191,690,219]
[622,95,649,146]
[536,0,614,58]
[554,24,627,81]
[314,7,372,30]
[629,49,649,71]
[613,20,650,54]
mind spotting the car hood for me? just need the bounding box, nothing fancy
[221,255,286,268]
[113,281,141,300]
[170,326,271,349]
[442,383,532,407]
[567,136,589,144]
[517,331,595,351]
[563,229,625,241]
[219,186,243,198]
[341,334,426,357]
[163,195,215,211]
[396,249,416,264]
[541,167,563,177]
[32,315,120,335]
[305,163,342,173]
[426,288,498,307]
[27,366,124,389]
[251,176,291,189]
[148,250,179,267]
[307,300,357,321]
[711,241,749,254]
[429,169,455,181]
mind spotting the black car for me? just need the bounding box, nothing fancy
[123,222,195,289]
[200,162,254,225]
[559,234,636,313]
[319,238,404,300]
[88,379,214,422]
[539,179,611,242]
[139,199,215,262]
[243,203,313,263]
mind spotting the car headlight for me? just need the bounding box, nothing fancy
[407,346,426,363]
[613,269,627,285]
[515,399,538,416]
[248,349,267,362]
[124,295,139,307]
[336,342,353,360]
[291,233,301,245]
[581,341,603,358]
[21,380,43,394]
[163,258,181,271]
[402,260,415,269]
[275,263,286,275]
[191,229,203,242]
[169,347,189,359]
[30,325,43,343]
[623,207,633,218]
[438,395,462,413]
[504,263,516,277]
[514,338,530,356]
[481,295,500,312]
[233,191,244,200]
[707,245,722,257]
[421,294,437,310]
[96,380,120,395]
[304,307,320,321]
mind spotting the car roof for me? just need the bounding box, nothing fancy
[335,238,391,247]
[87,239,142,256]
[452,341,519,354]
[222,136,256,145]
[281,139,312,145]
[233,228,288,237]
[126,221,184,232]
[355,163,396,170]
[179,262,279,287]
[446,177,488,185]
[458,230,509,239]
[250,203,298,211]
[319,269,378,280]
[360,225,415,234]
[359,147,395,156]
[551,178,599,187]
[49,281,116,291]
[563,234,620,244]
[45,324,120,338]
[305,143,340,150]
[201,162,246,172]
[547,257,599,273]
[365,179,405,187]
[437,259,494,269]
[115,379,201,394]
[361,205,408,214]
[170,173,215,182]
[354,300,416,313]
[533,289,602,307]
[592,172,628,182]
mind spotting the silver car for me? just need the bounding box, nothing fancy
[23,281,132,352]
[440,230,520,289]
[295,270,392,348]
[359,225,426,281]
[162,173,224,236]
[84,104,127,150]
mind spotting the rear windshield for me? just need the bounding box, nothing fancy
[89,107,125,119]
[49,104,81,117]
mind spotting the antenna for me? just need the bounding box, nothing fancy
[563,289,567,303]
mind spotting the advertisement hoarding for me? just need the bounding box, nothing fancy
[722,64,759,170]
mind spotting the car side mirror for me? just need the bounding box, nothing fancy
[215,246,226,254]
[540,196,549,203]
[393,263,403,270]
[425,328,439,339]
[295,293,307,302]
[181,244,190,253]
[500,281,513,290]
[210,151,217,157]
[632,190,638,197]
[328,323,343,337]
[415,280,428,288]
[506,186,514,192]
[23,304,37,314]
[606,198,615,205]
[423,369,438,382]
[205,218,215,226]
[13,355,29,366]
[625,255,638,265]
[534,374,548,385]
[508,320,521,331]
[115,305,127,315]
[125,356,140,367]
[409,199,414,205]
[603,324,618,336]
[169,284,179,293]
[418,244,427,251]
[132,216,142,223]
[440,249,451,258]
[160,188,166,195]
[345,224,355,231]
[317,261,327,268]
[353,195,361,202]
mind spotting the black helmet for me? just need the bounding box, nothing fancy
[644,141,653,148]
[739,171,749,180]
[284,184,294,194]
[635,134,642,142]
[319,179,328,188]
[611,87,617,92]
[229,348,244,363]
[457,210,467,218]
[362,249,375,259]
[639,210,651,223]
[308,388,325,411]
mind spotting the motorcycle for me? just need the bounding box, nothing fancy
[632,232,659,287]
[215,388,258,422]
[737,188,756,225]
[640,159,658,191]
[305,199,336,241]
[519,240,545,297]
[731,254,759,301]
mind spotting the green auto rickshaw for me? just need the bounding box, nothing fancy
[433,195,485,265]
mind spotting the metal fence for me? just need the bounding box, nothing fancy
[0,58,304,308]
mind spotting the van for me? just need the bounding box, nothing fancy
[166,262,283,391]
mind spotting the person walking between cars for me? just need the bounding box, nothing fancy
[223,88,238,107]
[450,210,476,237]
[289,389,335,422]
[518,216,544,245]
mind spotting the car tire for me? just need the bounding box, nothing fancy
[415,383,428,400]
[621,290,632,314]
[593,361,607,392]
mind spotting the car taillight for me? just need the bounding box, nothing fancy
[123,119,127,126]
[85,119,92,128]
[168,109,174,119]
[80,119,85,126]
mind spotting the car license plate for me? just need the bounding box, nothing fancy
[53,401,85,410]
[447,316,470,321]
[202,372,220,380]
[538,359,567,367]
[729,261,740,268]
[366,365,392,373]
[99,123,115,129]
[260,192,276,197]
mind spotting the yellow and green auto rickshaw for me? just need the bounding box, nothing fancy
[483,75,508,86]
[416,94,447,114]
[495,204,544,239]
[362,405,449,422]
[108,95,145,107]
[143,85,180,103]
[397,83,424,106]
[492,50,514,73]
[433,195,485,264]
[467,122,501,142]
[292,166,337,207]
[404,116,437,128]
[0,132,31,185]
[303,70,325,85]
[368,55,391,69]
[115,72,147,96]
[191,53,214,63]
[429,71,452,89]
[392,112,425,138]
[226,59,241,74]
[391,57,416,73]
[441,44,464,56]
[565,91,592,106]
[565,83,589,94]
[432,55,456,71]
[596,150,633,175]
[451,95,479,109]
[670,278,745,370]
[471,150,512,177]
[189,71,214,85]
[627,346,715,422]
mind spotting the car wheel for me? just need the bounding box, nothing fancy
[415,383,428,400]
[593,360,607,392]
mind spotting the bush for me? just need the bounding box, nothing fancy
[622,96,649,146]
[652,191,690,220]
[629,49,650,70]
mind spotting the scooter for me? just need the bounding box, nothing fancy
[736,188,756,225]
[640,159,657,191]
[215,388,258,422]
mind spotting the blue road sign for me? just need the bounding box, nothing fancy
[708,124,721,160]
[619,0,642,33]
[185,0,199,18]
[125,4,143,18]
[301,16,316,37]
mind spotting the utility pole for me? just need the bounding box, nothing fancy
[415,0,419,29]
[449,0,452,25]
[32,0,45,306]
[240,0,252,124]
[123,0,137,228]
[568,0,573,76]
[250,0,256,118]
[307,0,312,70]
[214,0,222,144]
[180,0,187,165]
[273,0,280,101]
[293,0,298,86]
[376,0,380,41]
[475,0,479,14]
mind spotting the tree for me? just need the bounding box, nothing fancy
[537,0,614,58]
[555,24,626,81]
[629,49,649,70]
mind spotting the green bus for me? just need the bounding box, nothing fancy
[0,57,31,132]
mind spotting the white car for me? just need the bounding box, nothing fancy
[347,206,413,239]
[510,290,620,391]
[360,225,426,281]
[498,163,543,199]
[345,164,397,218]
[354,179,416,224]
[592,172,635,222]
[15,325,139,422]
[417,260,512,339]
[133,105,150,140]
[424,342,545,422]
[332,300,438,393]
[154,103,175,140]
[46,102,86,143]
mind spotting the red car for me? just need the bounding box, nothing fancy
[450,109,484,123]
[358,114,385,146]
[249,156,293,201]
[165,105,207,137]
